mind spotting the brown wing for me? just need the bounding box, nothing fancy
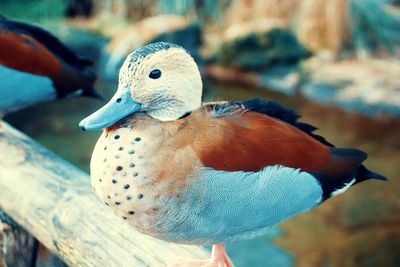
[188,110,333,173]
[0,31,62,77]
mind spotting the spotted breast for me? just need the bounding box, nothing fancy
[90,114,201,236]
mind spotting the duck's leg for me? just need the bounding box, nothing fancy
[169,244,234,267]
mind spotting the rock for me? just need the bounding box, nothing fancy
[214,20,310,70]
[223,18,287,41]
[300,57,400,117]
[207,51,400,118]
[149,22,202,67]
[205,64,300,95]
[103,15,202,79]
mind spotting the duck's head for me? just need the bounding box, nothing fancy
[79,42,202,131]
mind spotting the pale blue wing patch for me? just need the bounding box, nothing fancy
[0,65,55,114]
[154,165,323,245]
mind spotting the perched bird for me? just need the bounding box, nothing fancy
[0,16,100,116]
[79,42,385,267]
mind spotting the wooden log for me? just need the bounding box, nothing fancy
[0,121,209,267]
[0,211,36,267]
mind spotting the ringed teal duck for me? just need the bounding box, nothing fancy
[79,42,385,267]
[0,16,100,116]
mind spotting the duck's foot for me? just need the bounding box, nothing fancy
[169,244,234,267]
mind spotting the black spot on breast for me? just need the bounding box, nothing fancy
[115,201,121,205]
[129,163,135,168]
[112,179,118,184]
[135,137,141,142]
[137,194,143,199]
[133,172,138,177]
[104,202,109,206]
[114,135,120,140]
[124,184,130,189]
[104,146,107,150]
[128,211,135,215]
[127,195,132,200]
[122,216,127,220]
[99,178,102,182]
[116,166,123,171]
[118,147,124,151]
[128,150,135,154]
[107,195,111,199]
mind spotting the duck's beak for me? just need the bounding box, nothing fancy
[79,89,141,131]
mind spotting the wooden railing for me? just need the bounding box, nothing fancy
[0,121,209,266]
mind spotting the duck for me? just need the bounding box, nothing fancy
[79,42,386,267]
[0,16,100,116]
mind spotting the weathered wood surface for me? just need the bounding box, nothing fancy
[0,213,36,267]
[0,121,209,267]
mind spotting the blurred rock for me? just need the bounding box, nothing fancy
[207,52,400,118]
[103,15,202,80]
[214,20,310,70]
[301,57,400,117]
[150,23,202,67]
[205,64,300,95]
[223,1,297,29]
[223,18,287,41]
[295,0,350,54]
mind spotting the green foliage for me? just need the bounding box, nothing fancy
[157,0,230,24]
[157,0,196,16]
[0,0,66,23]
[350,0,400,57]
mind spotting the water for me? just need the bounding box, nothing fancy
[4,30,400,267]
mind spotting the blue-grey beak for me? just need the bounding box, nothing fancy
[79,89,141,131]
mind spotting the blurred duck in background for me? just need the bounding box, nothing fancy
[0,16,101,117]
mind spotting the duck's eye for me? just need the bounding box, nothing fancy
[149,69,162,79]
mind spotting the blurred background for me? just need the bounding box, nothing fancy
[1,0,400,266]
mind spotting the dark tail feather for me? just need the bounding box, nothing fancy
[329,148,386,182]
[356,165,387,183]
[313,148,386,202]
